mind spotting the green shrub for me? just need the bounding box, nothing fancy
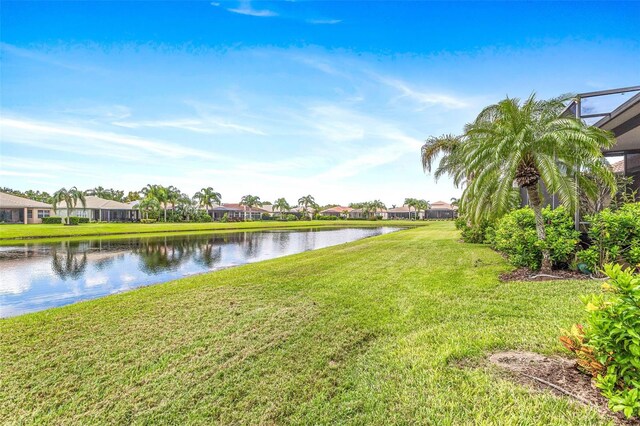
[66,216,90,225]
[492,206,579,270]
[581,264,640,419]
[285,214,298,221]
[195,212,212,222]
[578,203,640,272]
[140,218,157,224]
[316,215,338,220]
[456,217,495,244]
[41,216,63,224]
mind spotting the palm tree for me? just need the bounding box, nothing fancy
[415,199,430,219]
[457,94,616,272]
[240,195,262,221]
[404,197,418,220]
[193,187,222,220]
[421,134,468,188]
[297,195,316,219]
[166,185,181,215]
[136,197,161,220]
[176,193,196,221]
[88,186,107,198]
[369,200,387,219]
[52,187,87,225]
[141,184,170,221]
[273,197,290,218]
[125,191,141,203]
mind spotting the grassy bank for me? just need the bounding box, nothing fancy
[0,219,425,242]
[0,222,608,424]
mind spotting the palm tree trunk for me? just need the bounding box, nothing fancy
[526,185,552,273]
[164,208,167,222]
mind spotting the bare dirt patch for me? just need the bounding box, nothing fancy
[499,267,593,282]
[489,351,639,425]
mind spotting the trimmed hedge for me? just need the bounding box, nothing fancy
[67,216,90,225]
[41,216,63,224]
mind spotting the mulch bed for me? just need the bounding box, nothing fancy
[499,267,594,282]
[489,351,639,425]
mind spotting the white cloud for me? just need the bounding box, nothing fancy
[0,116,223,161]
[227,7,276,17]
[377,75,469,109]
[0,170,52,178]
[113,117,266,135]
[307,19,342,25]
[0,42,104,73]
[226,0,277,18]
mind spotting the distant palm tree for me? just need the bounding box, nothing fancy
[125,191,141,203]
[458,94,616,272]
[142,184,170,222]
[240,195,262,221]
[166,185,181,215]
[404,197,417,220]
[297,195,316,219]
[369,200,387,219]
[52,187,87,224]
[415,199,430,219]
[88,186,107,198]
[311,203,321,219]
[273,197,290,218]
[176,193,196,221]
[193,187,222,220]
[137,197,161,220]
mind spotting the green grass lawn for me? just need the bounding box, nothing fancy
[0,219,424,242]
[0,222,610,425]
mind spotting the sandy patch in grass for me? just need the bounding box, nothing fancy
[489,351,639,425]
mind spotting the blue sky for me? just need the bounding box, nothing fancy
[1,1,639,206]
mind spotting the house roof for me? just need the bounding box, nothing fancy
[595,92,640,154]
[430,201,455,210]
[321,206,353,214]
[611,159,625,174]
[210,203,269,213]
[0,192,52,209]
[387,206,411,213]
[55,195,134,210]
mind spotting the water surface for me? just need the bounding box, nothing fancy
[0,227,401,317]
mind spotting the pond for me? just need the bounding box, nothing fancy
[0,227,402,318]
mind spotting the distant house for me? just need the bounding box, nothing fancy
[386,205,415,219]
[209,203,268,221]
[348,208,388,220]
[55,196,139,222]
[260,204,275,216]
[320,206,352,217]
[0,192,53,224]
[425,201,457,219]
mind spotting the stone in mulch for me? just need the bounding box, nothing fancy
[489,351,639,425]
[499,267,592,282]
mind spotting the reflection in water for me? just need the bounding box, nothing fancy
[0,227,402,317]
[51,243,88,280]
